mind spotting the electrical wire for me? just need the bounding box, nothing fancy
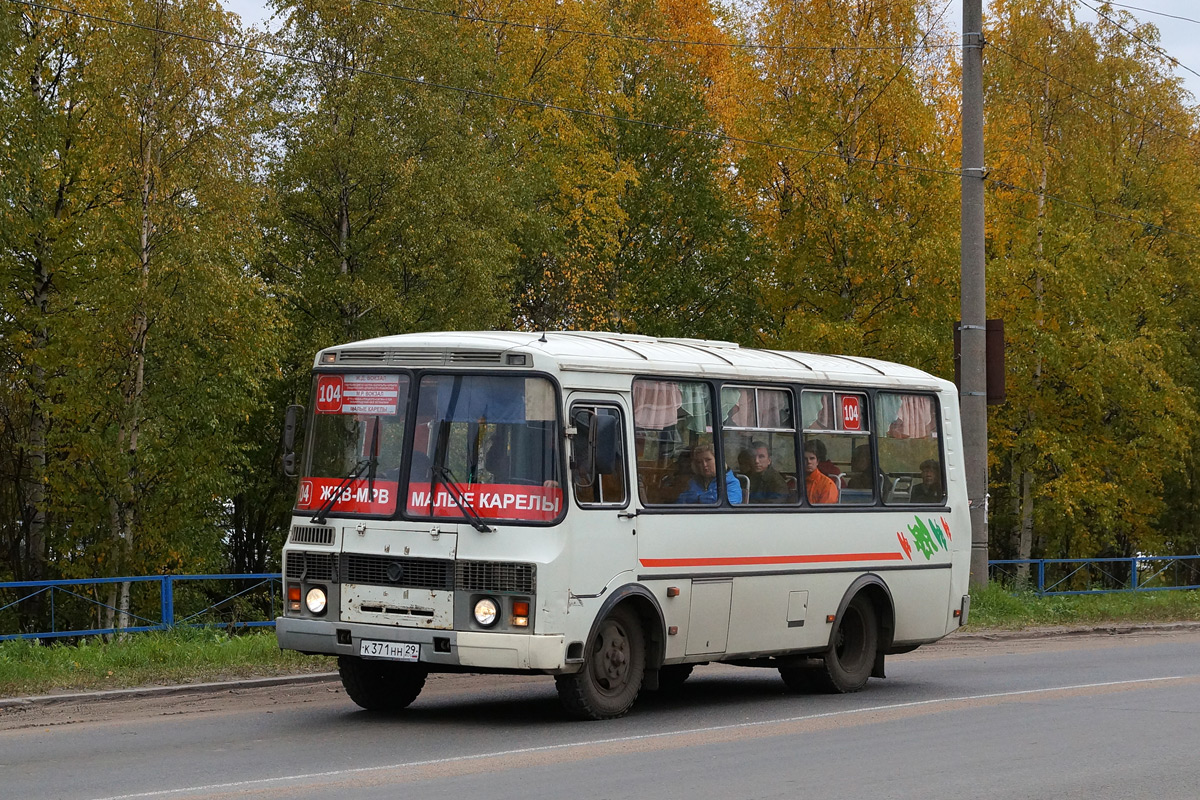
[985,179,1198,240]
[798,0,956,170]
[1099,2,1200,25]
[1075,0,1200,81]
[989,41,1200,147]
[353,0,961,54]
[5,0,963,180]
[7,0,1193,241]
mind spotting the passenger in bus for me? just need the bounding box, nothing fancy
[846,445,873,490]
[803,441,839,504]
[677,443,742,504]
[806,437,840,481]
[910,459,943,503]
[745,441,787,504]
[483,435,558,488]
[483,437,513,483]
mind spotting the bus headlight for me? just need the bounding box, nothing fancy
[473,597,499,627]
[305,587,328,615]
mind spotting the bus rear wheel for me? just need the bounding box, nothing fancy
[338,655,428,712]
[781,594,878,694]
[556,606,645,720]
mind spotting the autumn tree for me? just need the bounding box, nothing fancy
[722,0,960,364]
[0,0,279,631]
[602,0,766,340]
[984,0,1200,563]
[0,6,114,627]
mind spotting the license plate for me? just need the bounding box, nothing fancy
[359,640,420,661]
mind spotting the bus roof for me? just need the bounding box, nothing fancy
[317,331,948,389]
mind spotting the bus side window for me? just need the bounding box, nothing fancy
[721,385,797,506]
[801,390,873,505]
[876,392,944,505]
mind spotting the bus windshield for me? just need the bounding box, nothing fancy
[406,374,563,524]
[296,373,409,517]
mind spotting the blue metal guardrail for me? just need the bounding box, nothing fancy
[0,574,281,641]
[2,557,1199,640]
[988,555,1200,596]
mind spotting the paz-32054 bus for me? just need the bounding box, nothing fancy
[276,331,971,719]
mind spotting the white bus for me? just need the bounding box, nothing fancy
[277,331,971,719]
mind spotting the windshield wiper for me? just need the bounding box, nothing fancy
[433,465,493,533]
[310,457,372,525]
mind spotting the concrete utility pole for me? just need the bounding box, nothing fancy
[961,0,989,589]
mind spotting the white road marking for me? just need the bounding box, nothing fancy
[89,675,1188,800]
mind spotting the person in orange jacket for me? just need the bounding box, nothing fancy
[803,440,839,505]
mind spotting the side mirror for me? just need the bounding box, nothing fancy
[282,404,304,477]
[591,413,618,476]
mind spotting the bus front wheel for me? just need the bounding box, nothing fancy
[781,594,878,694]
[338,655,428,712]
[556,606,646,719]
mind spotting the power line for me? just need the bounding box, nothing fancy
[7,0,1193,242]
[354,0,960,54]
[1095,1,1200,27]
[989,41,1200,147]
[6,0,963,181]
[1075,0,1200,81]
[985,178,1199,240]
[799,0,956,169]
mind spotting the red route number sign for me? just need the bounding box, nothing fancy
[315,374,400,415]
[840,395,862,431]
[315,375,344,413]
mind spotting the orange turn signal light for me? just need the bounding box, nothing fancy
[513,601,530,616]
[288,585,302,602]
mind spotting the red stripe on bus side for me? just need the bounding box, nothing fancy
[639,552,906,568]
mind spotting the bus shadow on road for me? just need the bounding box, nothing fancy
[333,668,914,726]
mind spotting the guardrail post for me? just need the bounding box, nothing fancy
[161,576,174,629]
[1037,561,1045,596]
[1130,557,1138,591]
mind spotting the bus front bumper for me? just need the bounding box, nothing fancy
[275,616,567,672]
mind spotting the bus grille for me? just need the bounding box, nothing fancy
[342,554,454,591]
[455,561,536,594]
[289,525,335,546]
[286,552,336,582]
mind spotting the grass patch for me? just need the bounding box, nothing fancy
[967,584,1200,630]
[3,588,1198,698]
[0,627,334,698]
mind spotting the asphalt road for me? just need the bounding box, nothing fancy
[2,628,1198,800]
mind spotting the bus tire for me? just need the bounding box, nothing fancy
[338,655,428,712]
[655,664,694,692]
[555,606,645,719]
[814,593,879,693]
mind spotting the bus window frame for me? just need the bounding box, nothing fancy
[293,366,415,520]
[569,402,631,511]
[874,390,946,508]
[297,367,569,527]
[718,382,800,508]
[632,377,736,509]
